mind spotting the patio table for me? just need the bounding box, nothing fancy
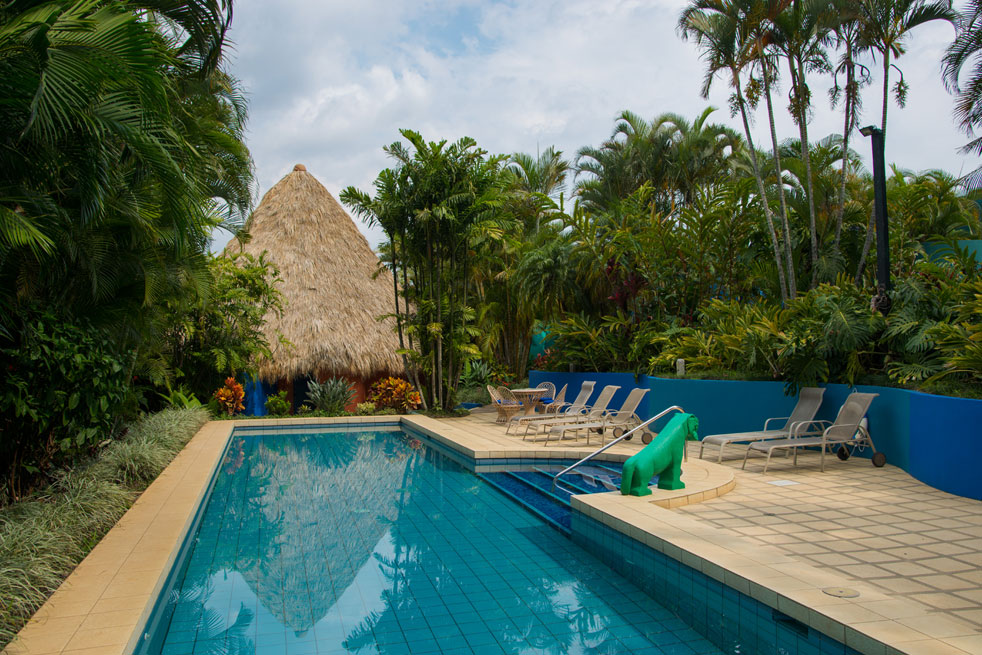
[510,387,548,415]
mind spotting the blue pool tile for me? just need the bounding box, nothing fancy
[137,427,865,655]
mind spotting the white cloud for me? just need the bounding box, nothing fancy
[217,0,977,252]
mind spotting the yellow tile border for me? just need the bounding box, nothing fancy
[4,415,976,655]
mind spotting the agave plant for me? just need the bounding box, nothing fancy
[305,378,355,415]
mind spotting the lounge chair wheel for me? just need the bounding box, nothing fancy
[836,445,850,461]
[612,427,624,438]
[872,452,886,467]
[641,431,654,444]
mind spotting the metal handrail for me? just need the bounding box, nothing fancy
[551,405,684,492]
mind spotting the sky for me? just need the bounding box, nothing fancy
[216,0,978,250]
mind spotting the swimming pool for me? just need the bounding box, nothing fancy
[137,425,859,655]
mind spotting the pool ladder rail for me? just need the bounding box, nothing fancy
[551,405,684,493]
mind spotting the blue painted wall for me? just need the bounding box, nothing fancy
[907,391,982,499]
[529,370,982,500]
[529,371,646,420]
[242,378,277,416]
[642,376,798,437]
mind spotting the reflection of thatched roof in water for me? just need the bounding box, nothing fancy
[236,435,411,632]
[225,164,402,382]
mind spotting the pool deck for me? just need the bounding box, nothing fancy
[3,411,980,655]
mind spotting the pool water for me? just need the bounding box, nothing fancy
[146,427,722,655]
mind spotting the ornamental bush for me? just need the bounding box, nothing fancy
[305,378,355,415]
[212,377,245,416]
[368,377,422,413]
[264,390,291,416]
[0,311,131,496]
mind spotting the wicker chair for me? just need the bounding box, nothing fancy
[534,382,556,412]
[488,385,523,423]
[542,384,567,414]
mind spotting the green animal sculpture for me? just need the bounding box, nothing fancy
[620,412,699,496]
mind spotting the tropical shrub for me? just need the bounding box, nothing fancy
[929,280,982,383]
[158,388,203,410]
[369,378,422,413]
[355,402,376,415]
[305,378,356,415]
[531,349,554,371]
[159,252,285,398]
[459,360,493,388]
[213,378,245,416]
[548,312,667,375]
[0,312,131,496]
[264,391,291,416]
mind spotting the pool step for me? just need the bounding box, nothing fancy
[479,463,623,535]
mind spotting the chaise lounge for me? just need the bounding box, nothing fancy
[698,387,826,462]
[742,392,882,473]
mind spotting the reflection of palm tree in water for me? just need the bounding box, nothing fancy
[169,576,256,655]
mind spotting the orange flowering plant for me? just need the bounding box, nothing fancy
[213,377,245,415]
[368,377,422,413]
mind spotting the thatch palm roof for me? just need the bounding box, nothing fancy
[228,164,401,382]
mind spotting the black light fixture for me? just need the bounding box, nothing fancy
[859,124,891,315]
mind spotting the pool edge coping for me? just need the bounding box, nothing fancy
[3,415,977,655]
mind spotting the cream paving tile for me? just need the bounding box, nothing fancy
[942,635,982,654]
[896,614,981,640]
[63,626,132,652]
[909,592,979,611]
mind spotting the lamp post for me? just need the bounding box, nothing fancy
[859,124,891,315]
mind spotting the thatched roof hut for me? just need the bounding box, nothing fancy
[228,164,402,383]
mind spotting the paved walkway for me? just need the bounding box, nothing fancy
[454,409,982,642]
[682,442,982,632]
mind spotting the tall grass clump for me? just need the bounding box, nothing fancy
[0,408,209,648]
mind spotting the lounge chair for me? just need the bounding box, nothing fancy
[530,384,621,443]
[742,392,882,473]
[547,387,650,445]
[506,381,595,435]
[698,387,826,463]
[488,385,523,423]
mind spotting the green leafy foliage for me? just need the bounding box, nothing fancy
[264,391,291,416]
[459,360,493,387]
[158,388,203,410]
[305,378,356,415]
[0,312,131,495]
[342,130,511,410]
[929,280,982,383]
[0,0,253,488]
[160,252,285,397]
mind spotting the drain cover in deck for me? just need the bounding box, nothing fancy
[822,587,860,598]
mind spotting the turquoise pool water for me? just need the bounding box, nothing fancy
[144,427,722,655]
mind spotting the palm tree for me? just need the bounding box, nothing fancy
[745,0,800,298]
[827,1,871,253]
[507,146,569,231]
[943,0,982,154]
[652,107,744,205]
[679,1,790,301]
[853,0,956,281]
[770,0,834,289]
[0,0,253,342]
